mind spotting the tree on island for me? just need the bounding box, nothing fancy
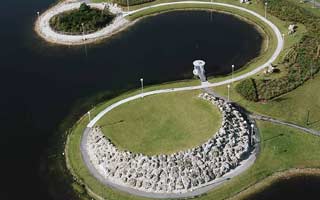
[50,3,115,35]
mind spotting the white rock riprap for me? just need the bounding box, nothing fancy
[85,93,253,194]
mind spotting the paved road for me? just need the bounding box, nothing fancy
[305,0,320,8]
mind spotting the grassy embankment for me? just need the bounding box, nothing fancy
[97,90,221,155]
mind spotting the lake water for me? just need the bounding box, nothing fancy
[1,0,319,199]
[247,175,320,200]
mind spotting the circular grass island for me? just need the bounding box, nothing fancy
[96,90,222,155]
[76,89,256,198]
[49,3,115,35]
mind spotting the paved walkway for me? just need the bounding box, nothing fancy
[305,0,320,8]
[251,114,320,137]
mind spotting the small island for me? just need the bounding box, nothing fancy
[49,3,115,35]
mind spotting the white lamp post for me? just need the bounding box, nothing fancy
[251,124,254,146]
[227,84,230,102]
[140,78,144,98]
[87,111,91,122]
[81,23,85,40]
[231,64,235,84]
[210,0,213,21]
[37,11,40,17]
[81,23,88,56]
[264,2,268,19]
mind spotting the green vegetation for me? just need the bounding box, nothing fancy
[237,0,320,101]
[50,3,115,35]
[235,78,258,102]
[97,90,221,155]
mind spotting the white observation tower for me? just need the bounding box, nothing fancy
[193,60,207,82]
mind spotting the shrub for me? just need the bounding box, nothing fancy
[236,78,258,102]
[50,3,115,35]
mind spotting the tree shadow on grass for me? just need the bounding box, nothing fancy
[263,133,285,142]
[100,120,124,127]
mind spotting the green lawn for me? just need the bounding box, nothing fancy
[97,90,222,155]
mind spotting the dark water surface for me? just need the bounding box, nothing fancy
[1,0,319,199]
[247,175,320,200]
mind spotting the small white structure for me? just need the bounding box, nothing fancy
[288,24,297,35]
[240,0,251,4]
[193,60,207,82]
[264,64,275,74]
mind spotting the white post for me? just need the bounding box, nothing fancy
[251,124,254,146]
[210,0,213,21]
[140,78,144,98]
[227,84,230,102]
[81,23,88,56]
[87,111,91,122]
[37,11,40,17]
[231,64,235,84]
[264,2,268,19]
[81,23,85,40]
